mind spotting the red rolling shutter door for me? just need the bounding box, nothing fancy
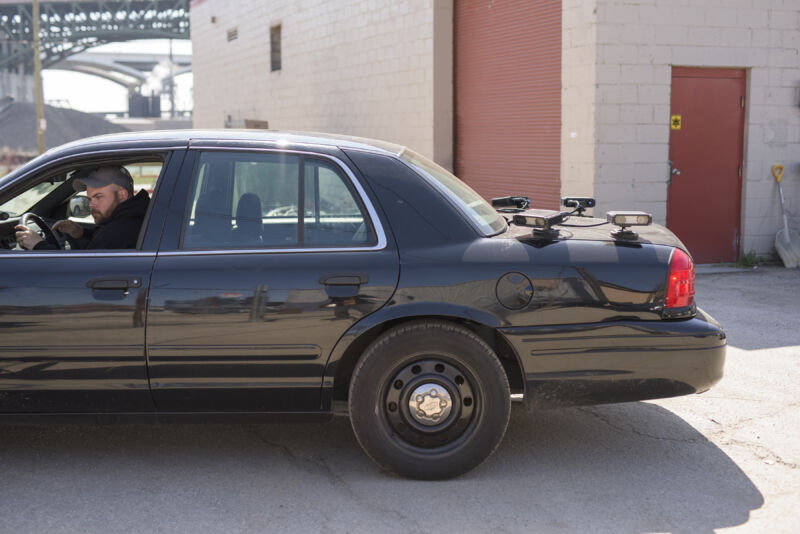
[455,0,561,209]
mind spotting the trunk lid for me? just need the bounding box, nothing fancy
[501,215,689,254]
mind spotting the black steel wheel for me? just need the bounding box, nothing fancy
[349,320,511,479]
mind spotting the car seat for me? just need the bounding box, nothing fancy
[231,192,263,246]
[190,189,231,246]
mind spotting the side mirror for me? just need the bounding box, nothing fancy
[68,195,91,218]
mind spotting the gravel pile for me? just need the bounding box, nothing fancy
[0,98,128,152]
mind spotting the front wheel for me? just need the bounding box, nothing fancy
[348,321,511,479]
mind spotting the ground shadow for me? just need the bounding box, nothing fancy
[0,401,762,533]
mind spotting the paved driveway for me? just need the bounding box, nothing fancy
[1,267,798,533]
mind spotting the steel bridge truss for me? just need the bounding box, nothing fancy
[0,1,189,72]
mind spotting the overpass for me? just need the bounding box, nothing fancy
[1,0,189,104]
[56,49,192,88]
[0,0,189,70]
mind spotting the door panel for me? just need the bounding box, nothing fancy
[147,250,397,412]
[668,67,745,263]
[0,254,155,412]
[0,149,186,413]
[146,149,399,413]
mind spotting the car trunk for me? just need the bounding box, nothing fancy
[501,216,689,253]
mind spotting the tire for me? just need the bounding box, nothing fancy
[348,320,511,479]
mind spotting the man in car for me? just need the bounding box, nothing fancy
[15,165,150,250]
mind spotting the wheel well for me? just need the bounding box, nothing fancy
[332,316,524,401]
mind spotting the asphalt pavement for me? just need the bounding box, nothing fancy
[1,266,798,533]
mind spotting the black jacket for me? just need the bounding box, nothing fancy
[35,190,150,250]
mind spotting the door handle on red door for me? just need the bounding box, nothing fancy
[668,161,681,187]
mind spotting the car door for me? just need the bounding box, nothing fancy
[146,148,399,412]
[0,150,185,413]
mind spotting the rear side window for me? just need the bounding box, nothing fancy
[182,151,375,249]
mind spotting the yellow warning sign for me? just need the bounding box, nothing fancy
[671,115,682,130]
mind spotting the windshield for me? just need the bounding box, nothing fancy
[399,149,506,236]
[0,180,63,217]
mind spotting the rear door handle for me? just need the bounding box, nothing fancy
[86,276,143,290]
[320,273,368,298]
[320,273,368,286]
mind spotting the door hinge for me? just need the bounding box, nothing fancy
[740,96,745,108]
[738,165,742,177]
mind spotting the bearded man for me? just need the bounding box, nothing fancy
[15,166,150,250]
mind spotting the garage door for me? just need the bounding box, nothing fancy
[455,0,561,209]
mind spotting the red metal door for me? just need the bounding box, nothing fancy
[667,67,745,263]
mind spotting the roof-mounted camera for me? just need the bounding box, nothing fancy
[512,209,568,238]
[492,196,530,212]
[606,211,652,240]
[561,197,595,216]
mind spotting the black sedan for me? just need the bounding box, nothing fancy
[0,130,725,479]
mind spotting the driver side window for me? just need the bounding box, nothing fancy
[0,159,164,252]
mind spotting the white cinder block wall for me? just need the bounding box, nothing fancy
[191,0,452,167]
[563,0,800,258]
[561,0,598,202]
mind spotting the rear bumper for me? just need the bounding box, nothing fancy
[498,308,726,409]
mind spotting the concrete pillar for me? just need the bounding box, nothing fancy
[560,0,599,204]
[432,0,454,172]
[1,40,9,99]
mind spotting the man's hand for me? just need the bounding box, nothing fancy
[52,219,84,238]
[14,225,43,250]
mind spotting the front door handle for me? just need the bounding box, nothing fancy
[86,276,143,290]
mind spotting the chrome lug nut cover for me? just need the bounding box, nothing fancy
[408,384,452,426]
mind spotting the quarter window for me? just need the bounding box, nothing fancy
[182,151,375,249]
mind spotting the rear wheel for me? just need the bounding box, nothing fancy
[348,321,510,479]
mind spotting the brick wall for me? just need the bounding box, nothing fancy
[191,0,451,167]
[573,0,800,257]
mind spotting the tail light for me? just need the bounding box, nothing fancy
[665,248,695,309]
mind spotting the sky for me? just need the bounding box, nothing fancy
[42,39,193,116]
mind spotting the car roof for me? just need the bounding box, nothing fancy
[49,129,406,157]
[0,129,409,192]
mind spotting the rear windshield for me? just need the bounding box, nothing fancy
[399,149,506,236]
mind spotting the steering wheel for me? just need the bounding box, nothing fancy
[20,212,61,250]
